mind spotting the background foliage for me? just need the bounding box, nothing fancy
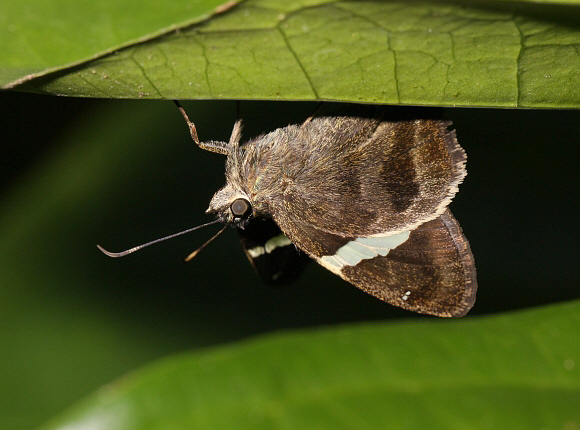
[3,0,580,107]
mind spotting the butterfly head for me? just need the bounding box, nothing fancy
[207,183,253,228]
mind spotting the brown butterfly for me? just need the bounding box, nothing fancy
[100,104,477,317]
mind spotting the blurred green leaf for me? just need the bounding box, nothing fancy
[39,300,580,430]
[3,0,580,107]
[0,0,236,84]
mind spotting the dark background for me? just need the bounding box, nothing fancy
[0,91,578,428]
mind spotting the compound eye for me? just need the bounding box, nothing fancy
[231,198,251,218]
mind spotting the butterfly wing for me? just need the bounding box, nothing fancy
[247,117,466,237]
[271,209,476,317]
[237,216,309,287]
[239,116,475,315]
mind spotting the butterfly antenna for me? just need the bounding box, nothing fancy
[184,224,227,262]
[97,219,222,258]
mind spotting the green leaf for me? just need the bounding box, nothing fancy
[3,0,580,107]
[39,300,580,430]
[0,0,236,84]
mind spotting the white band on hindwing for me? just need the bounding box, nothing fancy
[319,230,411,273]
[247,234,293,258]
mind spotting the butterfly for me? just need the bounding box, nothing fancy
[99,104,477,317]
[176,103,477,317]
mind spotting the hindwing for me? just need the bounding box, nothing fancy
[270,209,476,317]
[238,216,309,286]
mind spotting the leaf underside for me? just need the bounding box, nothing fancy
[3,0,580,108]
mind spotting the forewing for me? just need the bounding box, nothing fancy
[279,117,466,236]
[272,209,477,317]
[238,217,309,287]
